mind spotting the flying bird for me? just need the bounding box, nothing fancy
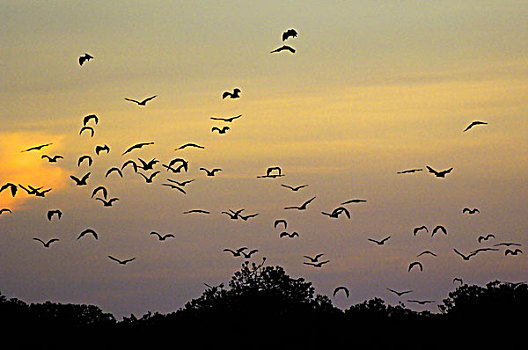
[222,209,245,220]
[137,158,159,170]
[431,225,448,237]
[105,167,123,178]
[0,208,12,215]
[505,249,523,256]
[138,171,160,183]
[279,231,299,238]
[183,209,210,215]
[478,234,495,243]
[408,261,423,272]
[108,256,136,265]
[304,260,330,268]
[79,53,94,66]
[387,288,413,297]
[368,236,391,245]
[407,300,435,305]
[33,237,59,248]
[200,168,222,176]
[150,231,175,241]
[223,247,249,257]
[164,158,189,172]
[91,186,108,199]
[175,142,205,151]
[340,199,367,205]
[281,184,308,192]
[416,250,437,257]
[77,155,93,167]
[46,209,62,221]
[210,114,242,122]
[270,45,296,54]
[426,166,453,178]
[95,144,110,155]
[239,213,259,221]
[413,226,428,236]
[121,160,139,173]
[463,120,488,132]
[321,207,350,219]
[284,196,316,210]
[95,197,119,207]
[396,168,423,174]
[222,88,241,99]
[282,28,298,41]
[166,178,194,187]
[494,242,522,247]
[125,95,157,106]
[122,142,154,155]
[70,172,91,186]
[274,219,287,229]
[453,248,478,261]
[162,183,186,194]
[83,114,98,126]
[462,207,480,215]
[79,126,94,137]
[241,249,259,258]
[333,286,349,298]
[41,155,63,163]
[303,253,325,263]
[0,183,17,197]
[21,143,53,152]
[77,228,98,240]
[470,247,499,255]
[212,126,230,134]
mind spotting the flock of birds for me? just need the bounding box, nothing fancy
[1,27,524,310]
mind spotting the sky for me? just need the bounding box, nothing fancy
[1,1,527,318]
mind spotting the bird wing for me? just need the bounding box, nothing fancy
[125,98,141,104]
[425,166,437,174]
[141,95,157,103]
[108,256,122,263]
[81,172,91,182]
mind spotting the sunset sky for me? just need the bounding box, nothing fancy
[1,1,527,318]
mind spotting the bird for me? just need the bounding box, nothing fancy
[79,126,94,137]
[426,166,453,178]
[105,167,123,178]
[387,288,413,297]
[505,249,523,256]
[431,225,448,237]
[121,160,139,173]
[368,236,391,245]
[125,95,157,106]
[241,249,259,258]
[183,209,210,215]
[333,286,349,298]
[33,237,59,248]
[77,155,93,167]
[46,209,62,221]
[222,209,245,220]
[200,168,222,176]
[270,45,296,54]
[478,234,495,243]
[303,253,325,263]
[95,144,110,155]
[239,213,259,221]
[408,261,423,272]
[321,207,350,219]
[18,184,42,195]
[41,155,63,163]
[91,186,108,199]
[0,208,12,215]
[136,158,159,171]
[150,231,175,241]
[494,242,522,247]
[279,231,299,238]
[340,199,367,205]
[108,256,136,265]
[210,114,242,122]
[274,219,287,229]
[416,250,437,257]
[396,168,423,174]
[413,226,428,236]
[281,184,308,192]
[138,171,160,183]
[96,197,119,207]
[463,120,488,132]
[453,248,478,261]
[34,188,52,197]
[122,142,154,155]
[83,114,98,126]
[163,158,189,173]
[463,207,480,214]
[284,196,316,210]
[304,260,329,268]
[222,88,241,99]
[162,183,186,194]
[79,53,94,66]
[166,178,194,187]
[407,300,435,305]
[0,183,17,197]
[470,247,499,254]
[175,142,204,151]
[223,247,249,257]
[212,126,230,134]
[77,228,98,240]
[257,166,285,178]
[70,172,91,186]
[21,143,53,152]
[282,28,298,41]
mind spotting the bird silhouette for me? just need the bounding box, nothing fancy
[108,256,136,265]
[408,261,423,272]
[200,168,222,176]
[505,249,523,256]
[41,155,63,163]
[137,158,159,171]
[166,178,194,187]
[303,253,325,263]
[122,142,154,155]
[470,247,499,255]
[407,299,435,305]
[175,142,205,151]
[95,144,110,155]
[138,171,160,183]
[281,184,308,192]
[321,206,350,219]
[223,247,249,257]
[21,143,53,152]
[340,199,367,205]
[222,88,241,99]
[18,184,42,195]
[121,160,139,173]
[431,225,448,237]
[79,53,94,66]
[183,209,210,215]
[47,209,62,221]
[33,237,59,248]
[163,158,189,173]
[0,183,17,197]
[368,236,391,245]
[413,226,428,236]
[270,45,296,54]
[125,95,157,106]
[282,28,298,41]
[105,167,123,178]
[0,208,12,215]
[70,172,91,186]
[33,188,52,197]
[79,126,94,137]
[212,126,230,134]
[222,209,245,220]
[96,197,119,207]
[333,286,349,298]
[494,242,522,247]
[453,248,478,261]
[396,168,423,174]
[426,166,453,178]
[416,250,437,257]
[387,288,413,297]
[478,234,495,243]
[150,231,175,241]
[77,155,93,167]
[304,260,329,268]
[83,114,98,126]
[274,219,287,229]
[210,114,242,122]
[78,228,98,240]
[241,249,259,258]
[462,207,480,214]
[162,183,186,194]
[463,121,488,132]
[239,213,259,221]
[279,231,299,238]
[91,186,108,199]
[284,196,316,210]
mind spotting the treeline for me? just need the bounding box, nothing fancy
[2,262,526,348]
